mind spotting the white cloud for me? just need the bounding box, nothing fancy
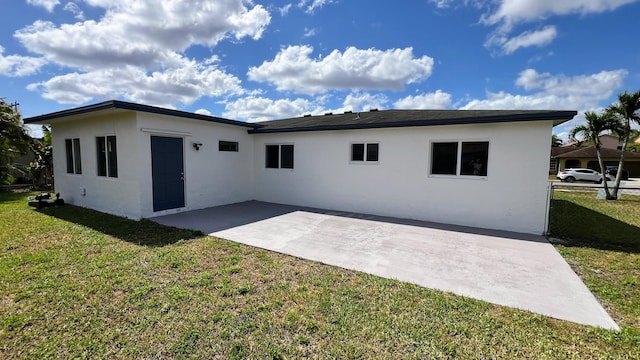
[394,90,452,109]
[194,108,212,116]
[341,92,389,112]
[298,0,335,14]
[27,56,244,107]
[477,1,638,55]
[307,92,390,116]
[247,45,434,94]
[487,26,558,55]
[303,27,317,37]
[63,2,85,20]
[428,0,454,9]
[484,0,638,28]
[14,0,271,108]
[461,68,627,111]
[16,1,271,70]
[223,96,312,121]
[279,3,293,16]
[0,46,46,77]
[223,92,394,122]
[27,0,60,12]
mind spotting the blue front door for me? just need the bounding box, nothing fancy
[151,136,185,212]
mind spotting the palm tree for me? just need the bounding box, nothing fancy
[551,134,563,147]
[606,90,640,197]
[569,111,619,200]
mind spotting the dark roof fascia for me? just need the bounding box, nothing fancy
[24,100,261,129]
[248,110,577,134]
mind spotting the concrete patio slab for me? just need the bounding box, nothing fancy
[151,201,619,330]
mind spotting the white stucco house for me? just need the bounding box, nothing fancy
[25,100,576,234]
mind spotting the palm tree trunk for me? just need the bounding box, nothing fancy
[611,121,631,198]
[595,144,614,199]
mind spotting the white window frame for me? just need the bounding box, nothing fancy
[350,142,380,164]
[265,143,294,169]
[96,135,118,178]
[65,138,82,175]
[429,140,490,178]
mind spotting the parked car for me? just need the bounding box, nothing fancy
[605,166,630,180]
[557,168,613,183]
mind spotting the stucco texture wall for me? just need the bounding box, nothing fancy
[51,112,141,219]
[252,121,553,234]
[135,113,255,218]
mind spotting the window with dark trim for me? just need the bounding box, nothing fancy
[265,144,294,169]
[431,141,489,176]
[351,143,379,162]
[65,138,82,174]
[219,141,239,152]
[96,136,118,177]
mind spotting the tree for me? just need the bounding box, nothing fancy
[606,90,640,197]
[569,111,619,200]
[30,126,53,189]
[0,98,31,184]
[627,143,640,153]
[551,134,563,147]
[625,129,640,152]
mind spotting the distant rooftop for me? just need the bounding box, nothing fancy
[553,146,640,159]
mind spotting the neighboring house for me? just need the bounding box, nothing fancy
[551,146,640,176]
[561,134,623,150]
[25,100,576,235]
[550,134,640,176]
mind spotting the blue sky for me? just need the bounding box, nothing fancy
[2,0,639,140]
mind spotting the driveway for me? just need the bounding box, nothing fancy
[152,201,618,330]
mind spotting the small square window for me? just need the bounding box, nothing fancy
[265,144,293,169]
[351,143,379,162]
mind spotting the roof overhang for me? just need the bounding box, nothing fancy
[24,100,260,129]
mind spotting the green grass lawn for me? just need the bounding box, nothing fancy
[2,192,639,359]
[549,189,640,336]
[550,189,640,248]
